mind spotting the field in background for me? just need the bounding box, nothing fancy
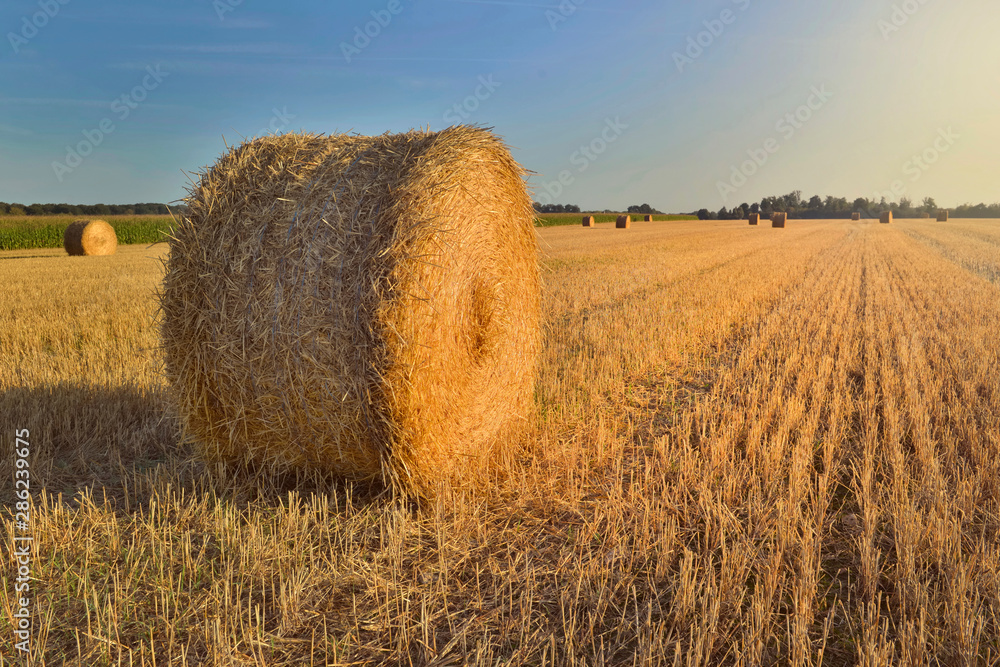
[0,214,174,250]
[0,213,696,247]
[2,218,1000,664]
[535,212,698,227]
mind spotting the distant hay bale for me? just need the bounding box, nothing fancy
[852,212,861,221]
[748,213,760,225]
[616,215,631,229]
[63,219,117,256]
[582,215,595,227]
[643,214,653,222]
[937,210,949,221]
[880,211,893,224]
[921,212,931,218]
[771,212,787,228]
[160,127,540,498]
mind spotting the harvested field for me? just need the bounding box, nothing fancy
[3,218,1000,664]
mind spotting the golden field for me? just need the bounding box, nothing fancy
[2,218,1000,665]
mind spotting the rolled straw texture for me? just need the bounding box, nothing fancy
[160,127,540,497]
[64,219,117,256]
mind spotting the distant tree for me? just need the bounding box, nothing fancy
[533,203,581,214]
[783,190,804,210]
[808,195,823,210]
[8,205,25,216]
[921,197,937,213]
[696,208,711,220]
[750,202,760,214]
[718,206,729,220]
[759,196,777,217]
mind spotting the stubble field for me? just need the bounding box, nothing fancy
[2,218,1000,665]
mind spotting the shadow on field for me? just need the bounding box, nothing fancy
[0,382,390,514]
[0,382,181,510]
[0,253,65,260]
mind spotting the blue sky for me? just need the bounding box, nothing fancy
[1,0,997,211]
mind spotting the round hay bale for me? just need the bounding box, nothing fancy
[160,127,540,497]
[748,213,760,225]
[643,214,653,222]
[937,210,949,221]
[615,215,631,229]
[771,212,787,228]
[880,211,893,224]
[582,215,595,227]
[852,212,861,221]
[63,219,117,256]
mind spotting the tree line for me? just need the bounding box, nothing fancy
[533,203,663,214]
[693,192,1000,220]
[0,202,177,216]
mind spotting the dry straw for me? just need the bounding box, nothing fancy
[771,212,787,228]
[643,214,653,222]
[852,212,861,221]
[63,219,117,256]
[582,215,595,227]
[160,127,540,498]
[616,215,631,229]
[880,211,893,224]
[921,212,931,218]
[937,210,949,221]
[748,213,760,226]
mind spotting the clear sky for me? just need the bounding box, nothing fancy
[1,0,997,212]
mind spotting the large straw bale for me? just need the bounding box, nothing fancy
[771,212,787,228]
[160,127,540,497]
[748,213,760,225]
[63,219,117,256]
[937,210,949,221]
[643,214,653,222]
[880,211,893,224]
[582,215,595,227]
[852,212,861,221]
[616,215,631,229]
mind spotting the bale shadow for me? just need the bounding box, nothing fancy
[0,382,391,516]
[1,382,181,511]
